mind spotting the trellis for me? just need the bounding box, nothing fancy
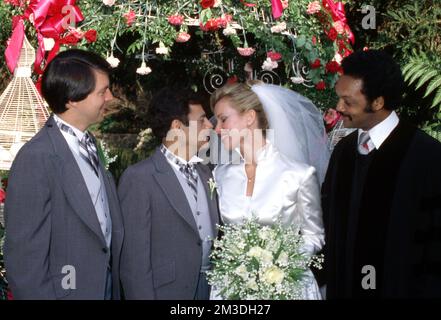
[0,36,50,170]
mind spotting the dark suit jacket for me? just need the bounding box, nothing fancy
[4,116,124,299]
[322,121,441,298]
[118,148,220,300]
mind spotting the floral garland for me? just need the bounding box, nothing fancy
[2,0,354,97]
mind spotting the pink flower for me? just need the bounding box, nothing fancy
[124,10,136,26]
[237,47,255,56]
[168,15,184,26]
[315,80,326,90]
[176,32,191,43]
[333,21,345,35]
[267,51,282,61]
[324,108,341,131]
[306,1,321,15]
[312,36,317,45]
[68,27,84,39]
[282,1,289,9]
[0,188,5,203]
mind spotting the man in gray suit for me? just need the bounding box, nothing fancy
[4,49,124,299]
[118,87,219,300]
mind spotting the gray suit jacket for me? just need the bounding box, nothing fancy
[4,116,124,300]
[118,148,220,300]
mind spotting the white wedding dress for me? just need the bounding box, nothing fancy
[211,142,325,300]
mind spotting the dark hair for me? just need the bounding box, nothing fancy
[147,87,205,140]
[41,49,112,114]
[341,50,404,110]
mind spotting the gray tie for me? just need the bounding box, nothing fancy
[179,163,198,202]
[358,131,371,155]
[57,122,99,176]
[79,132,100,176]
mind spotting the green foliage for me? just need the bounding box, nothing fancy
[402,52,441,109]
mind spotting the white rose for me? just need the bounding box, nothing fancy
[260,249,273,265]
[247,246,263,258]
[262,266,285,285]
[234,265,248,280]
[156,42,169,55]
[276,251,289,266]
[290,76,305,84]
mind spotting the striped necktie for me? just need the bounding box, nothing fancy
[179,163,198,201]
[57,122,100,176]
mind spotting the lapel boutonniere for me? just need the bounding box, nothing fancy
[207,177,217,200]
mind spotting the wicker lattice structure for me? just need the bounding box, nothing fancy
[0,36,50,170]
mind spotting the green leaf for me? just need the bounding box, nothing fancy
[431,88,441,108]
[424,76,441,98]
[415,69,438,90]
[296,35,306,48]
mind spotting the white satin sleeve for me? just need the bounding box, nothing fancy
[296,166,325,256]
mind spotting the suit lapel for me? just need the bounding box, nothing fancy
[152,149,199,233]
[195,164,220,228]
[46,116,107,247]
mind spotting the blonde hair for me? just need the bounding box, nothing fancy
[210,80,269,131]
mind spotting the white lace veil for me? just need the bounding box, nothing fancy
[251,83,330,184]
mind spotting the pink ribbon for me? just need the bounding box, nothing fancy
[4,17,25,73]
[271,0,284,19]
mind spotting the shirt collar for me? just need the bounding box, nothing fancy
[358,111,399,150]
[160,144,203,168]
[53,114,86,141]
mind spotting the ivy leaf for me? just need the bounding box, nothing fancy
[296,35,306,48]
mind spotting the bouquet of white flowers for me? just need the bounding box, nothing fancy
[206,218,323,300]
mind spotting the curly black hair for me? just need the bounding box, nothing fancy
[341,50,404,110]
[147,86,205,140]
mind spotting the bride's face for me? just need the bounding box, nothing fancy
[214,97,250,150]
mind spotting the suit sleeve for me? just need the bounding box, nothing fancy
[118,166,155,299]
[297,166,325,256]
[4,150,55,299]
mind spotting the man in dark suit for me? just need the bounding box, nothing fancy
[4,49,124,299]
[322,49,441,298]
[118,87,219,300]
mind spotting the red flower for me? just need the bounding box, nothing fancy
[312,36,317,45]
[201,0,215,9]
[325,61,341,74]
[315,81,326,90]
[310,58,321,69]
[324,108,341,131]
[267,51,282,61]
[327,27,338,41]
[84,30,97,43]
[200,19,219,31]
[6,288,13,300]
[0,188,5,203]
[168,15,184,26]
[123,10,136,26]
[60,34,80,45]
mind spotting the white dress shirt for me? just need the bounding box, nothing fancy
[358,111,399,152]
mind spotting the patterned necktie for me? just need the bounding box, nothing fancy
[79,132,100,176]
[358,131,371,155]
[179,163,198,202]
[57,122,99,176]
